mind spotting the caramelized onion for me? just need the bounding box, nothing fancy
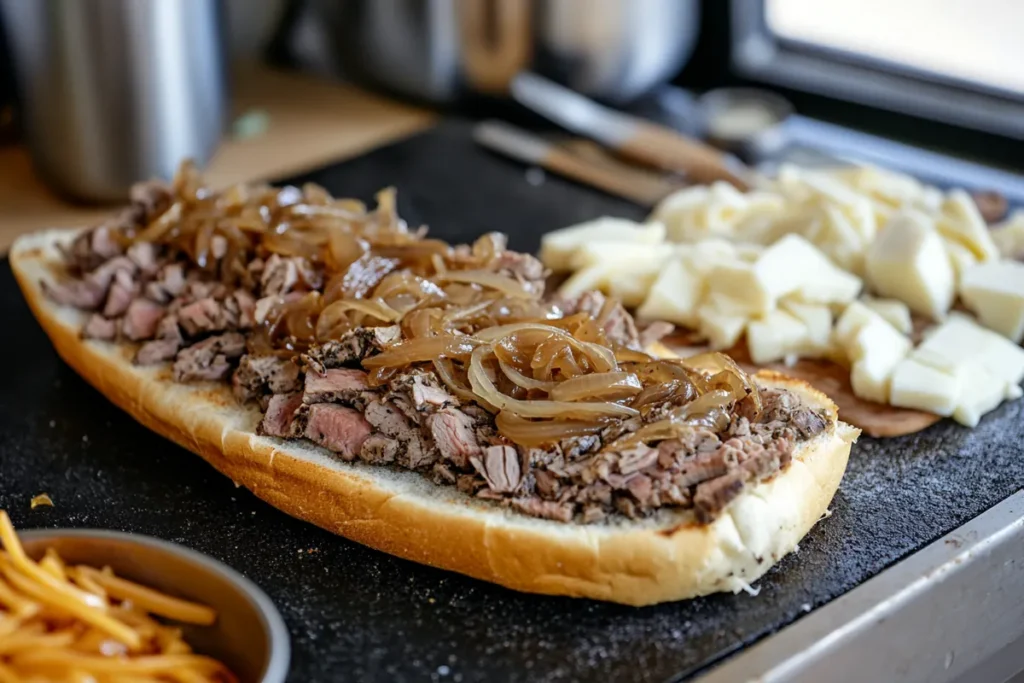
[497,358,558,392]
[547,371,642,402]
[363,335,478,368]
[495,411,607,447]
[432,358,478,403]
[468,347,639,420]
[440,270,532,299]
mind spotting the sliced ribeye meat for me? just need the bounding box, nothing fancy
[122,299,165,341]
[301,325,401,374]
[82,314,118,341]
[259,392,303,438]
[428,408,481,470]
[232,354,302,403]
[172,332,245,382]
[303,368,370,405]
[135,316,184,365]
[303,404,372,460]
[471,445,522,493]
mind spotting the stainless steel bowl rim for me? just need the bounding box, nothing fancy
[697,87,796,138]
[19,528,290,683]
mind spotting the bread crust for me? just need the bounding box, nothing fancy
[11,230,858,605]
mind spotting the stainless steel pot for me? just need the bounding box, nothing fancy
[311,0,699,105]
[1,0,228,202]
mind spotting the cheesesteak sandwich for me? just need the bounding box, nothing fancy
[11,163,857,605]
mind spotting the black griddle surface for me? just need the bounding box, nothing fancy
[2,119,1023,683]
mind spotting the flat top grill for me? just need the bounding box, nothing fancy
[1,119,1021,683]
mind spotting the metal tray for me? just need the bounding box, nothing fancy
[1,119,1022,682]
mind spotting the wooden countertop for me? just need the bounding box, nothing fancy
[0,64,436,254]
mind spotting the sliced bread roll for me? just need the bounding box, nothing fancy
[11,229,858,605]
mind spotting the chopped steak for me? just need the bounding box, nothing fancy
[304,404,371,460]
[638,320,674,349]
[177,298,233,337]
[694,471,746,524]
[232,354,302,403]
[303,368,370,405]
[102,270,136,317]
[135,316,184,365]
[494,251,546,295]
[144,263,186,303]
[43,277,106,310]
[172,332,245,382]
[472,445,522,493]
[360,434,400,464]
[122,298,165,341]
[510,498,573,523]
[428,408,481,469]
[558,291,641,349]
[260,392,303,437]
[388,370,456,423]
[126,241,160,275]
[82,314,118,341]
[301,325,401,374]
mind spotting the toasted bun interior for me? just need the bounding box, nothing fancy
[11,229,858,605]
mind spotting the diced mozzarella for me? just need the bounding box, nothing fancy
[911,314,1024,397]
[753,233,862,305]
[636,259,704,327]
[557,264,607,299]
[540,218,665,271]
[937,189,999,262]
[676,239,739,276]
[889,359,961,416]
[606,270,661,308]
[833,301,880,349]
[991,211,1024,259]
[943,238,980,285]
[959,261,1024,343]
[862,298,913,335]
[781,300,833,353]
[865,210,954,320]
[952,362,1008,427]
[844,318,912,403]
[697,300,748,350]
[746,310,810,364]
[706,261,774,316]
[569,241,668,271]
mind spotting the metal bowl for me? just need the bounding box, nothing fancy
[698,87,795,162]
[20,529,290,683]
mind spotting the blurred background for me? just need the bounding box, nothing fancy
[2,0,1024,237]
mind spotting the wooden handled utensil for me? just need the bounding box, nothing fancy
[510,72,751,190]
[474,120,687,207]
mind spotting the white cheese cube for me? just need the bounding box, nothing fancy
[705,261,774,316]
[569,241,669,271]
[697,301,747,350]
[991,212,1024,259]
[943,238,980,285]
[557,264,608,299]
[862,298,913,335]
[677,239,739,276]
[845,319,912,403]
[746,310,810,364]
[754,233,862,305]
[959,261,1024,343]
[889,359,961,416]
[937,189,1000,262]
[952,362,1008,427]
[833,301,880,349]
[912,314,1024,396]
[781,300,833,353]
[636,259,704,327]
[540,218,665,271]
[865,210,954,320]
[607,270,661,308]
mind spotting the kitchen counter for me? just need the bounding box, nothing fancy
[0,63,435,253]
